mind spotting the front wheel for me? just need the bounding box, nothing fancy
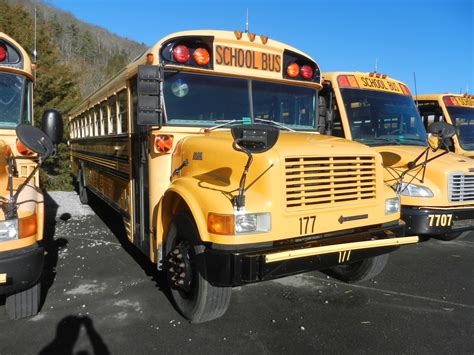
[165,212,232,323]
[6,282,41,320]
[324,254,389,283]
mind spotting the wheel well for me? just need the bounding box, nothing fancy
[160,191,192,247]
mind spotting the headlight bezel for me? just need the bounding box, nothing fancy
[394,182,434,198]
[208,212,271,235]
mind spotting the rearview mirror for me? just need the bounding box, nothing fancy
[428,121,457,139]
[231,124,279,153]
[15,124,54,159]
[41,109,63,145]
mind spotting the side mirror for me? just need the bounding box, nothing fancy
[41,109,63,145]
[16,124,54,159]
[137,65,161,126]
[428,121,457,139]
[231,124,280,153]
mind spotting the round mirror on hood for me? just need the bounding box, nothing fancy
[15,124,54,159]
[428,121,457,139]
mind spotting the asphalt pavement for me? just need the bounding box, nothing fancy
[0,192,473,354]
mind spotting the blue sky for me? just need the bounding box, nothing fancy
[48,0,472,94]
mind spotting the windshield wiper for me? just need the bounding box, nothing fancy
[204,119,245,132]
[358,137,401,146]
[254,118,295,132]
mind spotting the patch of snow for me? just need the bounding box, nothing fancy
[47,191,94,218]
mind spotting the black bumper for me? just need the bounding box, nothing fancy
[197,221,408,287]
[0,244,44,296]
[402,206,474,237]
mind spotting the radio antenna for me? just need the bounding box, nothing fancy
[413,72,418,106]
[245,8,249,33]
[374,58,378,73]
[33,5,37,82]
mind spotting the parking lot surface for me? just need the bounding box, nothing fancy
[0,192,473,354]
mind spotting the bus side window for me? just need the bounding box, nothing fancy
[108,97,117,135]
[94,106,100,136]
[117,90,128,134]
[100,101,108,135]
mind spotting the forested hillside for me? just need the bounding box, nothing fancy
[0,0,146,190]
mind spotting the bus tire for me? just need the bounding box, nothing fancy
[165,212,232,323]
[6,282,41,320]
[78,168,89,205]
[325,254,389,283]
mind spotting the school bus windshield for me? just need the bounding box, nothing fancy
[446,106,474,150]
[163,71,316,130]
[0,72,31,128]
[340,88,426,146]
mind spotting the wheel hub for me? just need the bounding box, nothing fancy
[166,242,193,292]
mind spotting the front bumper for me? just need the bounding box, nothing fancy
[402,206,474,237]
[0,244,44,296]
[196,221,413,287]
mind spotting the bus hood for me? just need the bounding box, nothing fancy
[374,145,474,206]
[374,145,474,173]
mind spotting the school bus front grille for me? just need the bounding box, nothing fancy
[285,156,377,210]
[448,173,474,202]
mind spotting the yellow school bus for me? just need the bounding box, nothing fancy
[320,71,474,241]
[0,32,62,319]
[415,93,474,158]
[69,30,416,323]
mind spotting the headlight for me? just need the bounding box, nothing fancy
[208,212,271,235]
[0,219,18,242]
[385,197,400,215]
[395,182,434,197]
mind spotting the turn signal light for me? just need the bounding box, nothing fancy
[399,83,411,96]
[193,48,210,66]
[172,45,190,63]
[19,213,37,239]
[337,75,359,88]
[0,45,6,62]
[207,213,234,235]
[155,135,173,153]
[443,96,457,106]
[16,139,33,156]
[286,62,299,78]
[300,65,313,80]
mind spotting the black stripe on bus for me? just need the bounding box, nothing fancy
[70,134,129,143]
[72,149,129,164]
[79,159,129,180]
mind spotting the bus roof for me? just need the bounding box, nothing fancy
[322,71,412,96]
[70,29,321,118]
[415,93,474,108]
[0,32,32,78]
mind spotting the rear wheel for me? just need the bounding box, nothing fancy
[325,254,389,283]
[6,282,41,320]
[78,168,89,205]
[165,212,232,323]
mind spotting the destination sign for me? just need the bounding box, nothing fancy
[452,96,474,107]
[215,45,281,72]
[354,76,404,94]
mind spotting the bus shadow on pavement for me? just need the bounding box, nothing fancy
[39,315,110,355]
[84,192,172,301]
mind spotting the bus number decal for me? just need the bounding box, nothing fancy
[299,216,316,235]
[427,214,453,227]
[215,45,281,72]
